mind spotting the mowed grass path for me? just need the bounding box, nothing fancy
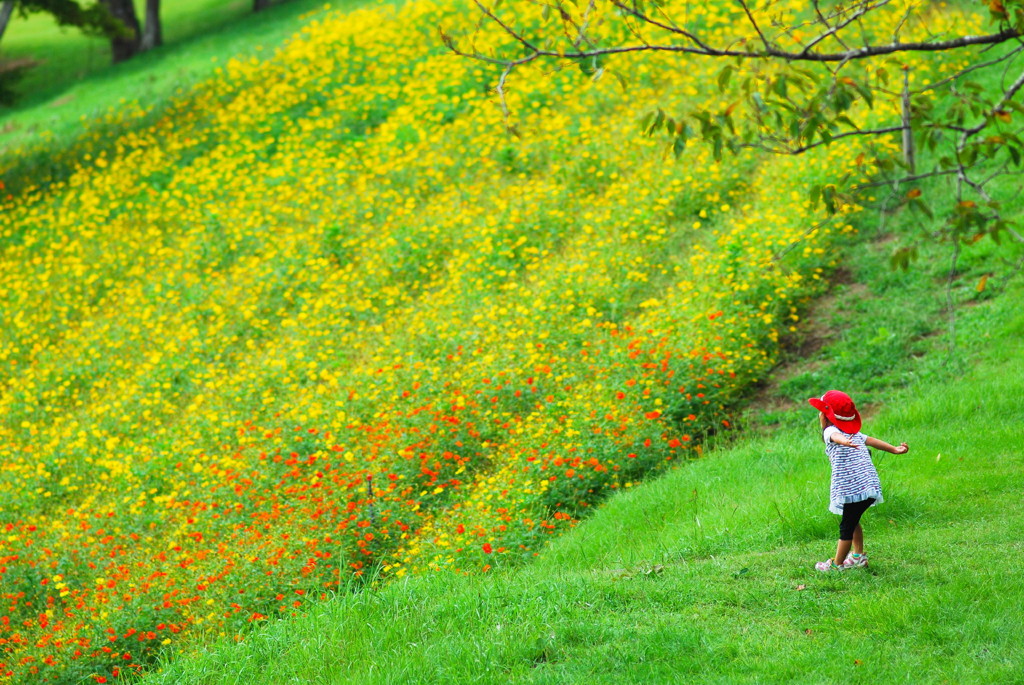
[142,289,1024,684]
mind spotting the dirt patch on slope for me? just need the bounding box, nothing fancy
[743,267,870,426]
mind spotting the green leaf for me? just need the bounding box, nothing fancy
[889,246,918,271]
[809,184,822,208]
[834,115,857,129]
[849,79,874,109]
[577,56,600,77]
[1009,145,1022,167]
[991,220,1008,245]
[653,108,665,132]
[833,86,854,112]
[717,65,735,93]
[672,135,687,158]
[605,68,629,92]
[639,111,654,133]
[909,197,934,219]
[962,145,979,167]
[772,74,788,98]
[643,109,665,137]
[822,184,837,215]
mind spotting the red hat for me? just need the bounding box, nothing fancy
[808,390,862,434]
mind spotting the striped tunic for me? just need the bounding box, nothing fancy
[822,426,884,515]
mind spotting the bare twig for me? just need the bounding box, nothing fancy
[850,168,962,191]
[912,45,1024,96]
[573,0,598,50]
[901,67,915,173]
[611,0,715,53]
[756,125,905,155]
[811,0,853,52]
[963,65,1024,137]
[889,1,915,44]
[945,238,962,362]
[471,0,539,53]
[738,0,771,52]
[800,0,891,56]
[456,3,1022,65]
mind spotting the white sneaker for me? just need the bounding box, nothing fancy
[844,552,869,568]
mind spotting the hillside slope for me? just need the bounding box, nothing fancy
[2,0,1020,682]
[141,284,1024,684]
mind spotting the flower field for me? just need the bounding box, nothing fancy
[0,0,977,682]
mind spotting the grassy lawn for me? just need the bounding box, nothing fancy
[138,257,1024,683]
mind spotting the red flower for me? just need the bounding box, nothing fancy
[482,543,493,554]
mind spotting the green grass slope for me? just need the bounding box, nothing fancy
[140,274,1024,683]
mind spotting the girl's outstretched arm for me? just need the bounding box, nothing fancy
[865,436,909,454]
[828,431,857,447]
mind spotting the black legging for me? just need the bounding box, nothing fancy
[838,498,875,541]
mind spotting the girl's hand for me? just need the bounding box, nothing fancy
[830,433,856,447]
[866,436,908,454]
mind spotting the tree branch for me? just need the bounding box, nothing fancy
[964,64,1024,137]
[456,26,1022,68]
[912,45,1024,96]
[799,0,892,56]
[850,168,962,191]
[611,0,715,53]
[737,0,770,52]
[749,125,904,155]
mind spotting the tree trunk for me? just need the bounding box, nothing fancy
[0,0,16,45]
[253,0,272,12]
[901,67,916,175]
[102,0,142,63]
[140,0,162,51]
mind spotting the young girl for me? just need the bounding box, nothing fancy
[808,390,908,572]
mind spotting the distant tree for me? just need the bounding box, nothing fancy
[0,0,118,43]
[0,0,15,44]
[254,0,294,13]
[0,1,124,104]
[98,0,139,62]
[140,0,160,51]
